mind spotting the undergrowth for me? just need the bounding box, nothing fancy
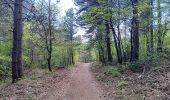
[92,51,170,100]
[93,51,170,78]
[128,52,170,73]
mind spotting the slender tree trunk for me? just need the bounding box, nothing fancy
[17,0,23,78]
[98,48,102,63]
[146,32,150,54]
[71,47,74,64]
[70,31,74,65]
[162,22,168,46]
[109,0,123,64]
[130,0,139,62]
[117,0,126,62]
[96,33,106,65]
[144,3,151,54]
[110,21,122,64]
[130,27,133,61]
[105,22,113,64]
[117,21,126,62]
[97,43,106,65]
[124,21,128,61]
[47,0,52,71]
[149,0,154,52]
[68,48,72,65]
[157,0,162,52]
[99,44,106,65]
[47,55,52,71]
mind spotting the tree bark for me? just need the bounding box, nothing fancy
[47,0,52,72]
[157,0,162,52]
[149,0,154,53]
[130,0,139,62]
[17,0,23,78]
[12,0,23,83]
[110,21,122,64]
[105,22,113,64]
[96,32,106,65]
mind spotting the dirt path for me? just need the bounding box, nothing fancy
[0,63,105,100]
[66,63,105,100]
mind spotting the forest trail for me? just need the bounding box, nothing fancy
[41,63,105,100]
[65,63,105,100]
[0,63,106,100]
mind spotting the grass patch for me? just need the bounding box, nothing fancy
[23,68,57,81]
[116,80,128,89]
[67,64,76,70]
[92,63,120,77]
[107,67,119,77]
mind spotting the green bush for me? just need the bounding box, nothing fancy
[127,52,169,73]
[0,55,11,83]
[0,65,11,83]
[106,67,119,77]
[128,61,142,72]
[116,64,127,72]
[110,68,119,77]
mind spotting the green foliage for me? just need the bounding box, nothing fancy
[138,0,151,14]
[105,67,119,77]
[128,61,142,72]
[116,64,127,72]
[110,68,119,77]
[127,51,169,73]
[0,54,11,83]
[117,80,128,89]
[0,34,12,83]
[82,5,113,24]
[0,65,11,83]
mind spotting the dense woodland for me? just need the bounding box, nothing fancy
[0,0,170,87]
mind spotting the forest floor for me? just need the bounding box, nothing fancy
[91,62,170,100]
[1,62,170,100]
[0,63,106,100]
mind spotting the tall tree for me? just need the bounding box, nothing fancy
[149,0,154,53]
[157,0,162,52]
[30,0,60,71]
[105,22,113,64]
[65,8,75,65]
[47,0,52,71]
[12,0,23,83]
[130,0,139,62]
[110,21,123,64]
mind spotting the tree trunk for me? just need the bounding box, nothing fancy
[12,0,23,83]
[124,21,128,61]
[149,0,154,52]
[117,21,126,62]
[99,44,106,65]
[17,0,23,78]
[130,0,139,62]
[47,0,52,72]
[110,21,122,64]
[71,47,74,64]
[157,0,162,52]
[70,30,74,65]
[96,33,106,65]
[47,52,52,72]
[105,22,113,64]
